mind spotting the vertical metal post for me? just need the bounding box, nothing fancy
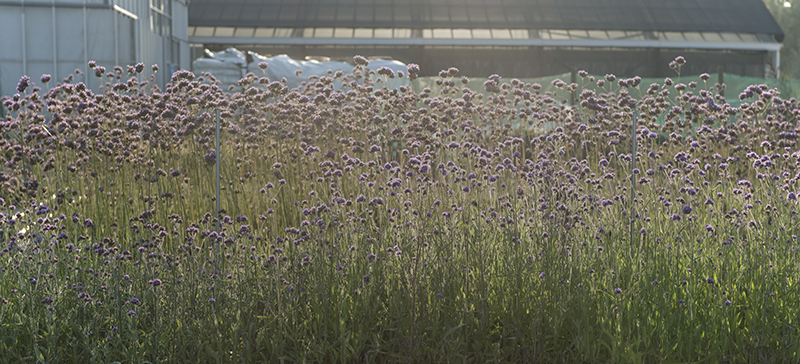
[136,0,141,69]
[215,107,221,269]
[215,107,221,229]
[113,0,119,67]
[52,1,58,81]
[21,2,26,77]
[83,0,89,89]
[630,109,637,250]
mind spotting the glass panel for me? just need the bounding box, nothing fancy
[354,28,373,38]
[423,29,434,38]
[683,32,704,41]
[234,28,255,37]
[738,33,759,42]
[606,30,626,39]
[314,28,334,37]
[215,27,234,37]
[394,28,412,38]
[548,30,570,40]
[195,27,215,37]
[273,28,293,37]
[472,29,492,39]
[703,32,723,42]
[662,31,684,41]
[492,29,511,39]
[624,31,646,40]
[720,32,742,42]
[254,28,275,37]
[585,30,607,39]
[433,29,452,38]
[374,28,393,38]
[452,29,471,39]
[334,28,353,38]
[756,33,776,42]
[569,30,589,39]
[509,29,528,39]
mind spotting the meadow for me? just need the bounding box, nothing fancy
[0,56,799,363]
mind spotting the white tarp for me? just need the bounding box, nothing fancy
[193,48,409,92]
[192,48,247,92]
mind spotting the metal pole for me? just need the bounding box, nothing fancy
[52,1,57,81]
[630,109,637,250]
[113,0,119,67]
[21,2,27,77]
[83,0,89,89]
[215,108,221,232]
[215,107,221,269]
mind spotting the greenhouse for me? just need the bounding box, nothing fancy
[187,0,784,79]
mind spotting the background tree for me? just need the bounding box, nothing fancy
[763,0,800,79]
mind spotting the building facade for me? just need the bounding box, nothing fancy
[0,0,190,98]
[187,0,784,79]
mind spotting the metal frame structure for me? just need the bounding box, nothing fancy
[0,0,190,100]
[187,0,784,79]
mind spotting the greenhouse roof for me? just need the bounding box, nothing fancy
[188,0,784,42]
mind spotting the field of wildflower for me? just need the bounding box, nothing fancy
[0,55,799,363]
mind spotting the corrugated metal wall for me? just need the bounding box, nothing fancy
[172,1,191,72]
[0,0,188,100]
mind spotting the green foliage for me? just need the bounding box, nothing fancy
[763,0,800,79]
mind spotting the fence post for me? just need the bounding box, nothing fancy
[630,108,637,252]
[215,107,221,270]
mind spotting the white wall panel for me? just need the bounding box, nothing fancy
[0,7,23,61]
[87,8,117,67]
[117,12,137,67]
[58,63,87,84]
[172,0,187,41]
[55,9,85,64]
[26,62,55,88]
[0,63,24,98]
[24,8,55,62]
